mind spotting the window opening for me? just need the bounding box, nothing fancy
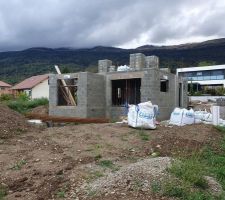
[112,78,141,106]
[160,79,169,92]
[57,78,78,106]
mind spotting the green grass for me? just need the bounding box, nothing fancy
[151,181,162,194]
[97,160,114,168]
[131,129,151,141]
[168,156,208,189]
[87,171,104,182]
[6,98,48,114]
[0,92,48,114]
[11,159,27,170]
[139,130,150,141]
[151,125,225,199]
[0,185,7,200]
[97,160,120,171]
[56,190,65,198]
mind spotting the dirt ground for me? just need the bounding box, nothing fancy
[0,107,223,200]
[0,105,31,139]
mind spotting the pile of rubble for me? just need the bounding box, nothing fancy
[79,157,171,197]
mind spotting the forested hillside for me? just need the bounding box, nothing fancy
[1,38,225,84]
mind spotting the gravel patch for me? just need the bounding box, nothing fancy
[81,157,171,196]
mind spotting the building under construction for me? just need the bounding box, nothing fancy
[49,53,188,120]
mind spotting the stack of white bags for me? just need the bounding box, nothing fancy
[169,107,216,126]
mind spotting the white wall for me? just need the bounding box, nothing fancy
[189,79,225,86]
[31,79,49,99]
[177,65,225,75]
[189,96,224,102]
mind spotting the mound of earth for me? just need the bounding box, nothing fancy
[0,104,30,139]
[30,105,48,115]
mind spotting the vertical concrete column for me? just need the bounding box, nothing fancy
[146,56,159,68]
[98,59,112,73]
[49,74,58,106]
[129,53,146,70]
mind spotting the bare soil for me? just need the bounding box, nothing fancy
[0,107,223,199]
[30,105,49,115]
[0,104,31,139]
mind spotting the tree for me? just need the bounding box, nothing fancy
[61,67,71,74]
[198,61,216,67]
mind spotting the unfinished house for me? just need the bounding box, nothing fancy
[49,53,188,120]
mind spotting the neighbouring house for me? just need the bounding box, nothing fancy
[0,80,12,96]
[177,65,225,95]
[12,74,49,99]
[49,53,188,120]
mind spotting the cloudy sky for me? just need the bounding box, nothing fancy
[0,0,225,51]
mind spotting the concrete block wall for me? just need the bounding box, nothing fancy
[146,56,159,68]
[49,72,106,118]
[86,73,105,118]
[98,59,112,73]
[129,53,146,70]
[49,73,88,118]
[141,69,177,120]
[105,69,182,120]
[105,71,145,119]
[49,52,188,121]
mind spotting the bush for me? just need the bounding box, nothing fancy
[215,87,225,96]
[0,94,14,101]
[17,92,30,101]
[6,98,48,114]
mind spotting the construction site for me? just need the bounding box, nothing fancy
[1,54,225,200]
[49,53,187,121]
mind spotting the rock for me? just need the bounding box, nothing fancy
[204,176,223,196]
[151,152,158,157]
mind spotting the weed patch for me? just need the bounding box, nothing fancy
[87,171,104,182]
[97,160,114,168]
[154,126,225,199]
[11,159,27,170]
[97,160,120,171]
[0,92,49,114]
[0,184,7,200]
[169,157,208,189]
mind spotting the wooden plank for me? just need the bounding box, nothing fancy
[55,65,76,106]
[26,113,110,124]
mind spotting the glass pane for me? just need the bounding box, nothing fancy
[217,75,224,80]
[211,75,217,80]
[203,76,211,80]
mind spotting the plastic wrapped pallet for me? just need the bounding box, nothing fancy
[117,65,131,72]
[128,101,158,129]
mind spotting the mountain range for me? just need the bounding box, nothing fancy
[1,38,225,84]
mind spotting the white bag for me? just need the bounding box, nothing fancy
[117,65,131,72]
[128,101,157,129]
[169,108,184,126]
[169,108,195,126]
[194,110,208,121]
[182,108,195,125]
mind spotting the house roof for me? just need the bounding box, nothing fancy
[0,80,11,87]
[12,74,49,90]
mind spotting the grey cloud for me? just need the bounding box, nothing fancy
[0,0,224,51]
